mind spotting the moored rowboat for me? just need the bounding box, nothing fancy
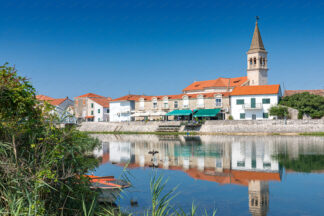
[86,175,131,203]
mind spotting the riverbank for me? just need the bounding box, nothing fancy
[79,120,324,136]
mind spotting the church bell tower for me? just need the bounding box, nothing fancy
[247,18,268,86]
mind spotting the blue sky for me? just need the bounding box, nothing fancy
[1,0,323,99]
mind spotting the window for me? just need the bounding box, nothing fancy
[263,113,269,119]
[263,58,266,65]
[91,110,94,115]
[139,98,144,109]
[107,109,109,113]
[262,98,270,104]
[254,57,256,64]
[259,58,262,65]
[163,97,168,109]
[197,95,204,107]
[152,98,158,109]
[215,98,222,107]
[91,103,94,108]
[164,102,168,109]
[174,101,178,109]
[183,96,189,108]
[98,109,100,113]
[240,113,245,119]
[236,99,244,105]
[98,118,100,121]
[250,58,252,65]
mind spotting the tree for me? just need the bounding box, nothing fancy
[279,92,324,119]
[269,105,289,119]
[0,63,100,215]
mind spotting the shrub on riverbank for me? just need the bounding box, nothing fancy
[0,64,100,215]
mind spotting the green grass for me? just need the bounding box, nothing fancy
[300,132,324,136]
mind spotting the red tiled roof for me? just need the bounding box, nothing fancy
[231,84,280,96]
[111,92,230,102]
[76,93,105,98]
[90,97,111,108]
[284,89,324,97]
[36,95,55,101]
[47,97,69,106]
[183,76,248,92]
[110,95,149,102]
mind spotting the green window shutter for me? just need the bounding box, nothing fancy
[236,99,244,105]
[263,113,269,118]
[98,109,100,113]
[240,113,245,119]
[91,103,94,108]
[91,111,94,115]
[262,98,270,104]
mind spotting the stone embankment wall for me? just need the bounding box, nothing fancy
[198,119,324,133]
[79,119,324,134]
[78,121,181,132]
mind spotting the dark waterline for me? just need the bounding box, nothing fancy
[92,135,324,216]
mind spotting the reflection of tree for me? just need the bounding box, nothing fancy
[277,154,324,172]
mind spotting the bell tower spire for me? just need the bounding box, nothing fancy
[247,17,268,86]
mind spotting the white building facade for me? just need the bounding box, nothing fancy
[230,85,281,120]
[88,98,110,122]
[109,99,135,122]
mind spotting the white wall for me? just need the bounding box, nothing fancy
[230,94,279,120]
[109,101,134,122]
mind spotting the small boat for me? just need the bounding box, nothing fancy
[86,175,131,203]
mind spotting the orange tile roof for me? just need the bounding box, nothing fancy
[47,97,69,106]
[231,84,280,96]
[36,95,55,101]
[111,94,148,102]
[90,97,111,108]
[284,89,324,97]
[76,93,105,98]
[111,92,230,102]
[183,76,248,92]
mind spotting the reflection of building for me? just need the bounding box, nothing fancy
[93,134,324,216]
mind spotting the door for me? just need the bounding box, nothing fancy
[252,114,257,120]
[251,98,256,108]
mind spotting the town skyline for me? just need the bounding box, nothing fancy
[1,0,324,99]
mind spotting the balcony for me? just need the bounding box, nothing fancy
[120,108,131,114]
[243,103,263,110]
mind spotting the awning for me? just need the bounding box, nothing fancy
[193,109,221,117]
[85,116,94,119]
[166,110,193,116]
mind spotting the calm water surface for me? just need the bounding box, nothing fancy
[91,135,324,216]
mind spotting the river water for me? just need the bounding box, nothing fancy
[91,134,324,215]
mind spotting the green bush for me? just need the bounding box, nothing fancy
[280,92,324,119]
[269,106,289,119]
[0,63,100,215]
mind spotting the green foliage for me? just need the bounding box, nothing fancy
[277,154,324,173]
[269,105,289,119]
[279,92,324,119]
[0,63,100,215]
[228,115,233,120]
[146,173,217,216]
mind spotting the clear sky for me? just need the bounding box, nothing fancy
[1,0,323,99]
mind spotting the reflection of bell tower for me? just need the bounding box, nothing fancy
[248,180,269,216]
